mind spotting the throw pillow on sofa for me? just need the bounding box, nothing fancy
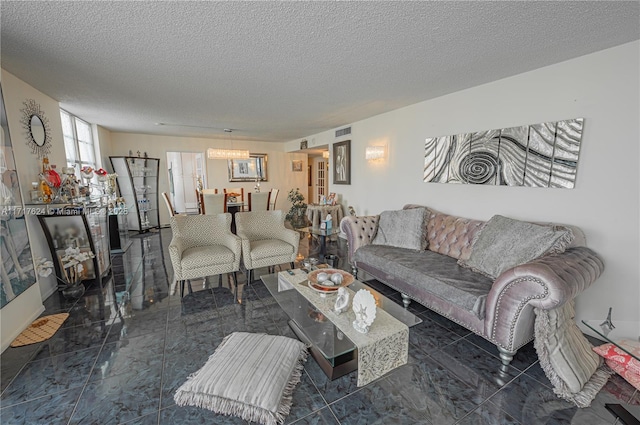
[459,214,574,279]
[371,207,428,251]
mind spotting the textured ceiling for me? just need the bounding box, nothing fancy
[1,1,638,143]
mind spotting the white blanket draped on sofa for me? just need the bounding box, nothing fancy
[534,301,613,408]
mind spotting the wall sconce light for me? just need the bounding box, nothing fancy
[365,146,386,161]
[322,150,330,159]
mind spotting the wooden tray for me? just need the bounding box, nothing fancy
[307,269,354,291]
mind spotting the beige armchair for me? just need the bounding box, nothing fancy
[234,210,300,283]
[168,214,242,297]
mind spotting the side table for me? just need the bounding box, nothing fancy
[301,226,341,262]
[306,204,344,229]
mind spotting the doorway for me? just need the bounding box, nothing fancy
[166,152,205,214]
[308,153,328,204]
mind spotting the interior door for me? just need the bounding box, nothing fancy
[315,158,327,204]
[166,152,205,214]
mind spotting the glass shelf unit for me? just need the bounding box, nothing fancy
[110,156,160,233]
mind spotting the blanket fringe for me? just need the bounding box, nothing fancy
[534,306,613,408]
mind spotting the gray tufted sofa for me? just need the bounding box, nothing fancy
[340,205,604,366]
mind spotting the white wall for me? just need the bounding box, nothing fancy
[108,133,308,226]
[0,70,63,351]
[95,124,113,171]
[287,41,640,328]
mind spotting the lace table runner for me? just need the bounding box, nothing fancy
[278,270,409,386]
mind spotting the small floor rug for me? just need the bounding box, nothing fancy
[10,313,69,347]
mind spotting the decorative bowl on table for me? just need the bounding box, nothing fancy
[307,269,354,293]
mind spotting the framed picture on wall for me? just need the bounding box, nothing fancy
[333,140,351,185]
[291,160,303,172]
[228,153,268,182]
[1,85,38,308]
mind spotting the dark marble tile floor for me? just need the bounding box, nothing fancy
[1,229,638,424]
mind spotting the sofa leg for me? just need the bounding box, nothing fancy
[401,293,411,309]
[497,346,517,367]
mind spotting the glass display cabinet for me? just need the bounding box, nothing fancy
[109,156,160,233]
[37,204,111,286]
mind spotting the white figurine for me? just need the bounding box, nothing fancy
[333,287,350,314]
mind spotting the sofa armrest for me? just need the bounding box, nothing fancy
[340,215,380,265]
[484,246,605,351]
[221,233,242,267]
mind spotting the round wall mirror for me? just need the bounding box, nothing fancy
[30,115,46,146]
[20,99,52,158]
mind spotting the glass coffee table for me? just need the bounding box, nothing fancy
[261,272,421,380]
[581,319,639,424]
[582,319,639,361]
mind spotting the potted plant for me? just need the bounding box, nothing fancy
[285,188,308,228]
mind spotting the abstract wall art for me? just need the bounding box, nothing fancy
[424,118,584,188]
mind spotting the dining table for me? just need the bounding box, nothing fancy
[225,201,244,233]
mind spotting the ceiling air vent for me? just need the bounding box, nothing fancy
[335,127,351,138]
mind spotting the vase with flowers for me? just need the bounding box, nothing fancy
[36,246,96,299]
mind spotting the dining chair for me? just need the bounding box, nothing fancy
[234,210,300,283]
[162,192,176,217]
[247,192,270,212]
[268,188,279,210]
[168,214,242,297]
[202,192,227,215]
[196,189,217,213]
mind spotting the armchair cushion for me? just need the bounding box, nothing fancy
[459,215,574,279]
[182,246,236,269]
[248,239,295,261]
[371,208,427,251]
